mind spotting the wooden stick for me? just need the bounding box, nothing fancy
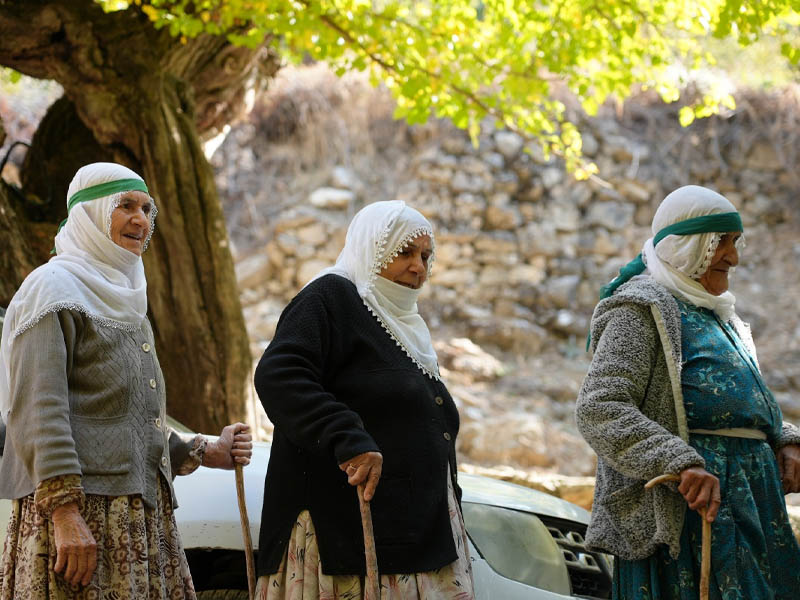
[698,507,711,600]
[235,464,256,600]
[358,484,380,600]
[645,473,711,600]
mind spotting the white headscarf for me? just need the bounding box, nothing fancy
[0,162,155,417]
[642,185,740,321]
[312,200,440,379]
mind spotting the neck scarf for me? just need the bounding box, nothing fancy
[0,162,155,417]
[602,185,742,320]
[311,200,440,379]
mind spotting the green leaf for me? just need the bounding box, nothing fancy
[679,106,696,127]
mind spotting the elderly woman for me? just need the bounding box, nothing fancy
[0,162,252,599]
[253,200,474,599]
[576,185,800,599]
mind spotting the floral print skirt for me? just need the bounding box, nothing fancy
[256,468,474,600]
[0,476,196,600]
[613,435,800,600]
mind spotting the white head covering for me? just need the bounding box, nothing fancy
[0,162,155,417]
[642,185,740,321]
[312,200,440,379]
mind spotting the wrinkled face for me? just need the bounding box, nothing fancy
[378,234,432,290]
[697,232,740,296]
[109,191,153,256]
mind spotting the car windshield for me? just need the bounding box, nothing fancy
[462,501,571,595]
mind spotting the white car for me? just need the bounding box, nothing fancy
[0,417,611,599]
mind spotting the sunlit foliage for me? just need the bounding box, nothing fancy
[95,0,800,176]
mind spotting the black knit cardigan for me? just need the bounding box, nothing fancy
[254,274,462,576]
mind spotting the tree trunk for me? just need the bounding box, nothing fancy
[0,0,277,432]
[0,180,41,306]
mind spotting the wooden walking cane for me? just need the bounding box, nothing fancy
[235,463,257,600]
[646,474,711,600]
[357,483,380,600]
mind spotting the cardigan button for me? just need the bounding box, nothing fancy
[161,456,168,467]
[149,378,157,389]
[142,343,151,352]
[155,417,162,428]
[443,432,451,441]
[434,396,444,405]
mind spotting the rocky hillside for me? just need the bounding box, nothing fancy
[212,66,800,507]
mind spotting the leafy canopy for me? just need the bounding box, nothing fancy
[96,0,800,177]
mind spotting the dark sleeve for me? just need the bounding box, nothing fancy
[254,289,379,464]
[575,303,704,480]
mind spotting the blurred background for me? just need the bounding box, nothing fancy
[1,17,799,512]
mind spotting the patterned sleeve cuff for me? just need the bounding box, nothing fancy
[175,435,207,476]
[34,474,85,518]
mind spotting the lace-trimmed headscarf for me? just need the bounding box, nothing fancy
[1,162,156,418]
[601,185,743,321]
[311,200,440,379]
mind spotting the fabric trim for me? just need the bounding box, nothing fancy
[362,298,440,380]
[689,428,767,440]
[650,304,688,441]
[12,302,141,340]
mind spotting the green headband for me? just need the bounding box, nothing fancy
[598,212,742,301]
[587,211,743,350]
[53,178,150,253]
[57,178,149,233]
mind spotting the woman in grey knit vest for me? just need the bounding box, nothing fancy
[0,162,253,599]
[577,185,800,599]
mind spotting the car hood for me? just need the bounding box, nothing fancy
[172,439,589,551]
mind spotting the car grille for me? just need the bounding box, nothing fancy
[540,515,612,599]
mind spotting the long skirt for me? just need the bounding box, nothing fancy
[0,477,195,600]
[256,468,475,600]
[613,436,800,600]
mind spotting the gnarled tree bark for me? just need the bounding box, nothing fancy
[0,0,280,432]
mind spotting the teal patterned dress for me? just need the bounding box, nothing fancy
[613,298,800,600]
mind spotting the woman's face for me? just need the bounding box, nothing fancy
[697,232,740,295]
[109,191,153,256]
[378,234,432,290]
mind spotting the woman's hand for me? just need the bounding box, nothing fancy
[777,444,800,494]
[678,466,721,522]
[203,423,253,470]
[52,502,97,586]
[339,451,383,501]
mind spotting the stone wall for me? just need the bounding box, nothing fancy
[217,82,800,480]
[230,93,799,362]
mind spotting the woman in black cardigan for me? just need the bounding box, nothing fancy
[253,201,474,599]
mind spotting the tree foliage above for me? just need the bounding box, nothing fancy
[97,0,799,177]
